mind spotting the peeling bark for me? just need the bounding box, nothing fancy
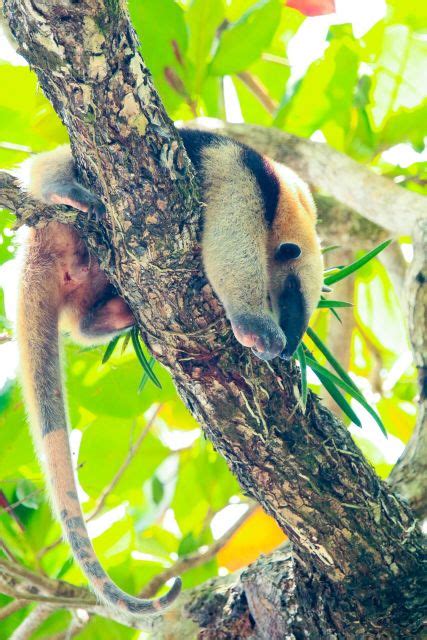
[2,1,426,638]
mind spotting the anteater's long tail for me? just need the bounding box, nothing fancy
[16,233,181,615]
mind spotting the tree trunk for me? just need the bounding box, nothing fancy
[2,1,425,638]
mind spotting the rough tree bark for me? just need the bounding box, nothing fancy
[1,1,426,639]
[389,219,427,519]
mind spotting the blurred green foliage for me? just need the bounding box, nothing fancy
[0,0,425,637]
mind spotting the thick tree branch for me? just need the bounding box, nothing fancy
[2,1,425,637]
[0,550,340,638]
[10,605,52,640]
[0,171,389,253]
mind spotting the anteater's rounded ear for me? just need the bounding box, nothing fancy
[275,242,302,261]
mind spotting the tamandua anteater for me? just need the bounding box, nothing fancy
[16,128,323,615]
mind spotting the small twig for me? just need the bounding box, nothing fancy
[0,490,41,518]
[0,599,29,620]
[87,405,162,521]
[37,406,161,559]
[261,53,289,66]
[0,539,19,563]
[10,604,52,640]
[140,502,257,598]
[0,558,94,604]
[237,71,277,114]
[0,332,12,344]
[50,610,90,640]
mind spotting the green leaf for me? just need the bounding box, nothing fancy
[387,0,427,30]
[305,353,387,436]
[306,327,358,393]
[128,0,189,117]
[317,300,353,309]
[55,556,74,580]
[274,30,359,147]
[102,335,120,364]
[131,328,162,389]
[15,479,41,510]
[186,0,226,96]
[210,0,282,76]
[321,245,341,254]
[378,100,427,151]
[152,476,164,505]
[121,330,131,354]
[178,531,198,557]
[0,64,67,154]
[366,25,427,130]
[324,240,392,286]
[329,307,342,324]
[138,356,156,394]
[303,348,361,427]
[0,209,16,265]
[295,344,307,411]
[78,418,169,499]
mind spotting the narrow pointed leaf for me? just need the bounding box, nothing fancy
[303,347,361,427]
[121,330,131,354]
[321,244,340,255]
[296,344,308,411]
[324,266,344,274]
[138,356,156,394]
[131,327,162,389]
[102,335,120,364]
[329,307,342,323]
[324,240,392,286]
[306,327,359,392]
[305,354,387,436]
[317,300,353,309]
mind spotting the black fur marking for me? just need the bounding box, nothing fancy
[241,149,280,226]
[179,129,226,170]
[66,516,85,530]
[60,509,68,520]
[278,274,307,359]
[66,491,78,500]
[125,598,154,614]
[69,530,91,551]
[103,583,121,604]
[158,576,182,606]
[179,128,280,225]
[84,561,105,578]
[40,405,66,436]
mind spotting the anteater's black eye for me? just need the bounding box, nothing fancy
[275,242,302,261]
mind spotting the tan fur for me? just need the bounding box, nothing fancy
[268,161,323,321]
[16,132,323,614]
[17,206,179,615]
[201,142,269,318]
[20,145,74,203]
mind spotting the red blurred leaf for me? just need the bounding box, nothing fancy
[286,0,335,16]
